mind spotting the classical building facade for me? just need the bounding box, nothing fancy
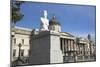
[11,11,96,65]
[29,16,96,64]
[11,26,32,63]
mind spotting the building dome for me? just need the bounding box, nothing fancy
[49,16,60,26]
[49,16,61,32]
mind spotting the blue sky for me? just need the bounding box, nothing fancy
[15,2,96,38]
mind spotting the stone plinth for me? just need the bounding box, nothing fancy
[29,31,63,65]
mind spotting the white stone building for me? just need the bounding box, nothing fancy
[29,15,96,64]
[11,26,32,62]
[11,11,96,65]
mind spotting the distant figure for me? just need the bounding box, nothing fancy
[40,10,49,31]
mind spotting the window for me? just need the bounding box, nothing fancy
[22,39,24,44]
[52,26,55,31]
[13,49,16,57]
[80,51,83,54]
[20,49,24,56]
[29,40,30,44]
[14,38,16,44]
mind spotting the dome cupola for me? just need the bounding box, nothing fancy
[49,16,60,26]
[49,16,61,32]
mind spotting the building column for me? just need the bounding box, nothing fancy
[68,39,70,51]
[62,39,65,54]
[71,40,73,51]
[64,39,67,53]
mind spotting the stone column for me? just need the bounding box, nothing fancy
[65,39,67,52]
[62,39,65,54]
[68,40,71,51]
[71,40,73,51]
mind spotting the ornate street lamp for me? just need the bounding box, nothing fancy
[18,43,22,60]
[15,43,24,65]
[11,43,24,67]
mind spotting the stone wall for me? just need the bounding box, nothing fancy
[29,31,50,64]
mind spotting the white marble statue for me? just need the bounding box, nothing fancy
[40,10,49,31]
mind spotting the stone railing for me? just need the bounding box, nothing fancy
[63,55,96,63]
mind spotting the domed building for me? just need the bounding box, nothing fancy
[11,10,96,66]
[49,16,61,32]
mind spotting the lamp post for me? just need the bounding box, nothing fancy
[11,43,22,67]
[18,43,22,60]
[16,43,23,65]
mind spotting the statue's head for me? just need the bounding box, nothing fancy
[44,10,47,18]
